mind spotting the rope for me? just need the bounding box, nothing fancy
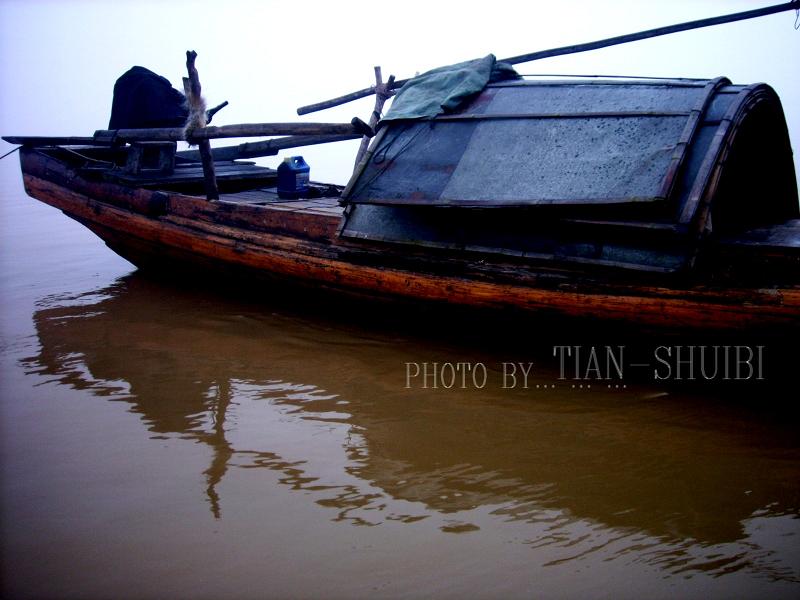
[61,147,115,167]
[0,146,20,161]
[349,124,426,198]
[183,82,208,146]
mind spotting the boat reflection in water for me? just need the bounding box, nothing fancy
[24,274,800,586]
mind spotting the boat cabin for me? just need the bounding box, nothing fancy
[340,77,798,275]
[7,76,799,290]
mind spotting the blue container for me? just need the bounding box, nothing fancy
[277,156,310,199]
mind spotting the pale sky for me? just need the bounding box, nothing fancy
[1,0,798,185]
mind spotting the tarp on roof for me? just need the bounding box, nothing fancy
[382,54,520,122]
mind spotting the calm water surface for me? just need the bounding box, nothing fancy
[1,159,798,599]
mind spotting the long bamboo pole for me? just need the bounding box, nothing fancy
[502,1,800,66]
[296,0,800,115]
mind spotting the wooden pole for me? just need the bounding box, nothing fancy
[296,0,800,116]
[2,135,108,146]
[354,67,395,170]
[94,118,373,143]
[206,100,229,123]
[501,1,800,66]
[176,133,362,162]
[184,50,219,201]
[298,81,406,116]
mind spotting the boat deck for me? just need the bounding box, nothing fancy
[217,189,344,217]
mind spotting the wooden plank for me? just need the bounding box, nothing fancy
[219,187,342,206]
[2,136,106,146]
[219,190,276,204]
[715,220,800,250]
[107,164,277,187]
[6,129,366,151]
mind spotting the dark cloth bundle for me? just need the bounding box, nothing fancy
[108,66,188,129]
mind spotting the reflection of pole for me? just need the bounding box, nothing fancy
[204,379,233,519]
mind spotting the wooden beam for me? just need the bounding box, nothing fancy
[2,136,108,146]
[94,117,373,143]
[353,67,395,170]
[297,79,408,116]
[176,133,361,162]
[7,123,371,150]
[184,50,219,201]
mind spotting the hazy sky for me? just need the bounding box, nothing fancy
[1,0,798,184]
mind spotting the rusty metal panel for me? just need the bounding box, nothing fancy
[349,114,689,206]
[347,121,475,202]
[439,115,688,205]
[346,81,711,207]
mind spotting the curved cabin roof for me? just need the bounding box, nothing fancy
[341,77,798,274]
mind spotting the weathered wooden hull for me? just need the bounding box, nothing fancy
[18,148,800,330]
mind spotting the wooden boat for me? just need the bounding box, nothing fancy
[6,72,799,331]
[5,2,800,331]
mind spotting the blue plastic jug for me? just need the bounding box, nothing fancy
[277,156,310,199]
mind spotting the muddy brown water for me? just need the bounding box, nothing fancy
[1,160,798,599]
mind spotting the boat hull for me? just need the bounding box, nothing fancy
[19,155,800,332]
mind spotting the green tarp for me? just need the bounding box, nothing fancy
[382,54,519,122]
